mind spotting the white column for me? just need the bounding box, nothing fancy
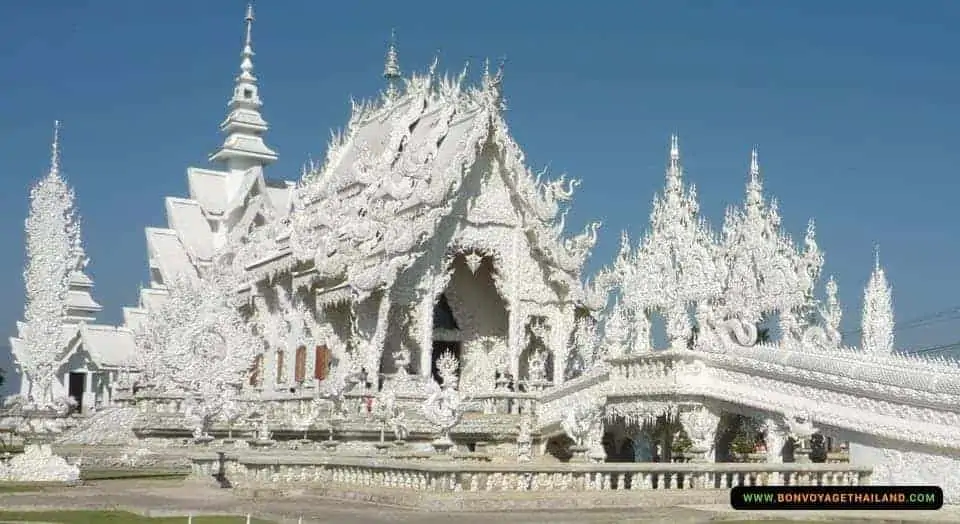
[82,371,95,414]
[551,311,568,386]
[419,295,433,379]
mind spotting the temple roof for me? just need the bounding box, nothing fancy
[240,63,599,302]
[9,322,137,370]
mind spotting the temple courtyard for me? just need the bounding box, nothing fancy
[0,478,955,523]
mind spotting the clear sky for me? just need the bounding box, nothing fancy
[2,1,960,386]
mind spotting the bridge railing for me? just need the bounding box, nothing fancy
[191,453,871,493]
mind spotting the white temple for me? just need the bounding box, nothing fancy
[9,123,136,414]
[9,5,960,504]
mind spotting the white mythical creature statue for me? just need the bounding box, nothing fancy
[421,351,464,447]
[693,302,758,349]
[785,412,816,441]
[374,390,408,444]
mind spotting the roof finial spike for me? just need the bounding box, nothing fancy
[383,28,400,80]
[245,3,254,49]
[383,29,401,100]
[874,243,881,271]
[50,120,61,177]
[666,134,682,192]
[750,146,760,180]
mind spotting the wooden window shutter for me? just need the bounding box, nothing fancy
[276,350,285,384]
[249,354,263,387]
[295,346,307,383]
[314,345,330,381]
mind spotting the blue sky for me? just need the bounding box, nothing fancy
[2,0,960,384]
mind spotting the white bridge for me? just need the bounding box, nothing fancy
[537,342,960,502]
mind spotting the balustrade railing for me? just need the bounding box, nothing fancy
[191,454,871,493]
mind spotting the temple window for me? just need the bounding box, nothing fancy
[294,346,307,383]
[249,354,263,387]
[276,350,285,384]
[314,345,331,381]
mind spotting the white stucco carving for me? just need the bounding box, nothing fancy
[18,6,960,503]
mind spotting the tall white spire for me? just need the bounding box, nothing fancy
[745,147,762,209]
[383,29,401,99]
[50,120,61,178]
[861,245,894,355]
[665,134,683,193]
[209,2,278,171]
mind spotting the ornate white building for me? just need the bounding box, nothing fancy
[16,5,960,502]
[9,125,137,413]
[121,6,603,401]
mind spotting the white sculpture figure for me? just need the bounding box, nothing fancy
[373,390,395,444]
[785,412,815,440]
[784,412,816,463]
[694,302,758,349]
[390,405,409,443]
[602,301,630,357]
[218,396,244,441]
[822,276,843,347]
[421,351,464,452]
[255,420,273,442]
[561,401,602,462]
[17,122,84,410]
[392,345,411,378]
[494,350,510,391]
[569,316,602,376]
[374,390,405,451]
[526,349,549,387]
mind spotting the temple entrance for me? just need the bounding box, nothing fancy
[431,340,462,384]
[68,372,85,413]
[431,294,462,384]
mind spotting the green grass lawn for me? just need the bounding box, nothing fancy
[0,510,274,523]
[80,469,188,481]
[0,469,188,493]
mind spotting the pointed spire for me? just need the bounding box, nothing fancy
[745,147,763,209]
[209,2,278,171]
[481,57,506,111]
[384,29,400,79]
[383,29,401,100]
[862,246,894,355]
[873,242,881,272]
[666,134,682,192]
[50,120,61,179]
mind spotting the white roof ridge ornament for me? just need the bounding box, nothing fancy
[384,29,401,100]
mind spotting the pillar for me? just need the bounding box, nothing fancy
[508,307,523,383]
[763,417,788,463]
[82,371,95,414]
[419,295,433,379]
